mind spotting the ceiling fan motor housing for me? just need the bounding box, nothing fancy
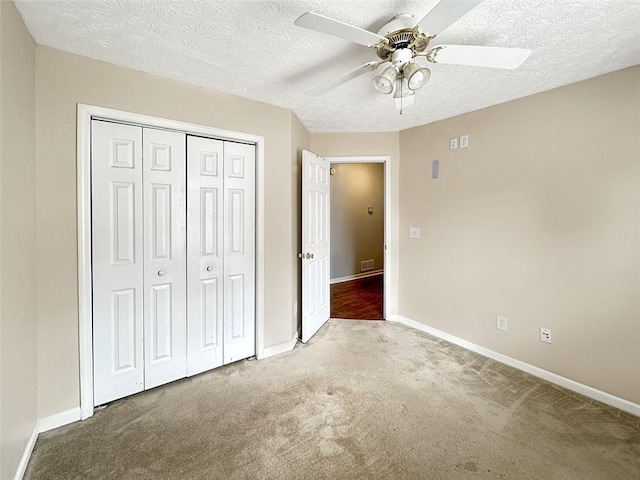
[375,13,430,61]
[391,49,413,68]
[377,13,417,36]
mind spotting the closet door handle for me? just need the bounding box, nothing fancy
[206,266,213,272]
[158,270,165,276]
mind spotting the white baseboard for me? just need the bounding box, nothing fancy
[13,407,82,480]
[37,407,82,433]
[389,314,640,417]
[330,270,383,285]
[13,423,38,480]
[262,331,300,359]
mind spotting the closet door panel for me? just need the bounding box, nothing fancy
[92,121,144,406]
[186,136,224,375]
[143,128,187,389]
[223,142,256,364]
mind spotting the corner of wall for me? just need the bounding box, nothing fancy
[290,113,310,339]
[0,1,39,478]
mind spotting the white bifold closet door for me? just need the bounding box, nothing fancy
[92,120,187,406]
[92,121,255,406]
[142,128,187,389]
[186,136,256,376]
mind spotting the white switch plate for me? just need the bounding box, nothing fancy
[449,137,458,150]
[460,134,469,149]
[540,327,552,344]
[409,227,421,239]
[496,315,508,332]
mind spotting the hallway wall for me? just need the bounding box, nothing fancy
[330,163,384,280]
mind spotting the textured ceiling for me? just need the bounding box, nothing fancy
[15,0,640,133]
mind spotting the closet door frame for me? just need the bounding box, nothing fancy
[77,104,265,420]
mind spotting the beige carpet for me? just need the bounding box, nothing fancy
[26,320,639,479]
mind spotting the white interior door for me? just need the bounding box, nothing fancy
[142,128,187,389]
[301,150,330,343]
[186,136,224,375]
[92,120,144,405]
[223,141,256,363]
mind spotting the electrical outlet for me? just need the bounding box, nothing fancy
[460,134,469,149]
[540,327,552,344]
[449,137,458,150]
[496,315,508,332]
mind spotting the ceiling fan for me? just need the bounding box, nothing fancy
[294,0,531,110]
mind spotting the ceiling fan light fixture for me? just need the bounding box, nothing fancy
[393,77,415,98]
[372,66,398,94]
[403,61,431,90]
[394,77,415,114]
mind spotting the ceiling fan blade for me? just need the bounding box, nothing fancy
[295,12,387,47]
[307,61,381,97]
[416,0,483,36]
[428,45,531,69]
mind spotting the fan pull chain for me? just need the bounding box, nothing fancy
[400,78,404,115]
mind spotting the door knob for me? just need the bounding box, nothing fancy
[158,270,165,276]
[206,266,213,271]
[306,253,314,259]
[298,253,303,258]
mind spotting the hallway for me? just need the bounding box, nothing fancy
[330,275,383,320]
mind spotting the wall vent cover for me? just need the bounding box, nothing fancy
[361,259,375,272]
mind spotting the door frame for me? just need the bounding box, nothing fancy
[324,155,391,320]
[77,104,265,419]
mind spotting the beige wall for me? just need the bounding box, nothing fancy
[309,133,400,317]
[35,46,297,418]
[291,114,309,334]
[330,163,384,279]
[1,3,4,468]
[399,66,640,404]
[0,1,38,477]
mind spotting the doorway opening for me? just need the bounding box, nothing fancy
[327,157,388,320]
[300,152,391,342]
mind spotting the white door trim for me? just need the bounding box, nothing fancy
[324,156,391,320]
[77,103,265,419]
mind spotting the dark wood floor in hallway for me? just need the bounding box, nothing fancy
[330,274,383,320]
